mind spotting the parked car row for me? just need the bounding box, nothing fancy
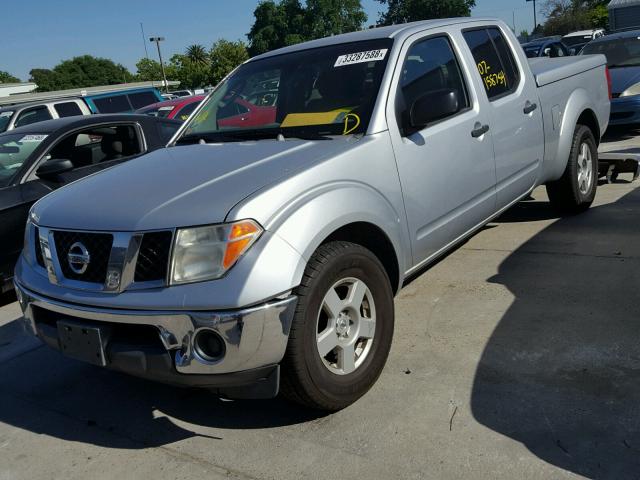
[9,19,610,411]
[0,87,163,133]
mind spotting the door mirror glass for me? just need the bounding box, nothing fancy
[36,159,74,179]
[408,89,460,129]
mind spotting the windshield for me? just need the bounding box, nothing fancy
[0,133,46,187]
[563,35,591,47]
[523,45,541,58]
[581,37,640,68]
[179,39,393,143]
[0,111,15,133]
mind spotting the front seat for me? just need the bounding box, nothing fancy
[100,135,124,161]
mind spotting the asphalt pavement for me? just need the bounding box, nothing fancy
[0,132,639,479]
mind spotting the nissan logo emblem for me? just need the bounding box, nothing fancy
[67,242,90,274]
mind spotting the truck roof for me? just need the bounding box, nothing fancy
[251,17,499,62]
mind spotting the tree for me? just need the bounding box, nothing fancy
[248,0,306,56]
[0,71,20,83]
[247,0,367,56]
[186,44,209,66]
[377,0,475,25]
[29,55,133,92]
[209,39,249,85]
[304,0,367,39]
[135,58,164,81]
[542,0,608,35]
[169,54,209,89]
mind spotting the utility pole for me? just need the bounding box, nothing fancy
[526,0,537,33]
[512,10,516,33]
[149,36,168,92]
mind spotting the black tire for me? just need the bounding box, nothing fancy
[280,241,394,411]
[546,124,598,214]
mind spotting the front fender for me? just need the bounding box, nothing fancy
[262,182,408,292]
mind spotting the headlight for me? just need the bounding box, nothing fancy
[620,82,640,97]
[169,219,262,285]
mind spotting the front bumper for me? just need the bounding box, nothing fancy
[15,281,297,398]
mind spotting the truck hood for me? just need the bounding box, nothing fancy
[33,139,354,231]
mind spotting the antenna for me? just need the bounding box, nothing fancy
[140,22,149,59]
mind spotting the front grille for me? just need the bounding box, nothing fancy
[34,227,45,268]
[53,231,113,283]
[134,231,173,282]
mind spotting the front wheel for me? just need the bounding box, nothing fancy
[546,124,598,214]
[280,241,394,411]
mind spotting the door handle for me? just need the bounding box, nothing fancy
[471,123,490,138]
[523,101,538,114]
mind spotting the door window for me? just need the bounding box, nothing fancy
[93,95,132,113]
[463,27,520,100]
[54,102,83,117]
[43,124,143,171]
[128,91,159,109]
[14,106,53,128]
[398,35,470,127]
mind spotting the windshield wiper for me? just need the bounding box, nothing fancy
[177,128,332,145]
[277,129,332,141]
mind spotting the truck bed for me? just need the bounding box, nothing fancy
[529,55,607,87]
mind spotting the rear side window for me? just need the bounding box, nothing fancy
[93,95,132,113]
[14,106,53,127]
[54,102,83,117]
[399,36,469,122]
[128,91,159,109]
[463,27,520,100]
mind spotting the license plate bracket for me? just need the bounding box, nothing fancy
[57,320,110,367]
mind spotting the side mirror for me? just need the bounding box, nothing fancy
[36,159,74,179]
[408,88,461,130]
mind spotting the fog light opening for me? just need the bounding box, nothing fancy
[194,329,226,362]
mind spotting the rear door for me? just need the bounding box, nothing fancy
[462,26,544,210]
[387,32,497,267]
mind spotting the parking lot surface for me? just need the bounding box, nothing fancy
[1,160,639,479]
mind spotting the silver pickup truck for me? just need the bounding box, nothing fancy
[14,18,609,410]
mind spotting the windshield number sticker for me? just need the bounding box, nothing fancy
[335,49,388,67]
[20,134,47,142]
[0,111,12,118]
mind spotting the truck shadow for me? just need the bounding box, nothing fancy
[471,187,640,479]
[0,327,324,450]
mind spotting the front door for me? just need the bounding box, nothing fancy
[462,26,545,210]
[387,33,497,269]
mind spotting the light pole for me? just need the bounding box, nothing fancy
[149,36,168,92]
[526,0,537,34]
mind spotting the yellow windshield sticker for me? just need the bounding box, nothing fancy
[343,113,360,135]
[280,108,352,128]
[476,60,507,91]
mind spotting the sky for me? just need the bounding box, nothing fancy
[0,0,543,82]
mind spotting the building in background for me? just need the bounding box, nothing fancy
[0,82,37,98]
[609,0,640,31]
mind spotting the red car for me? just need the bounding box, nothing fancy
[136,95,205,121]
[218,97,277,128]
